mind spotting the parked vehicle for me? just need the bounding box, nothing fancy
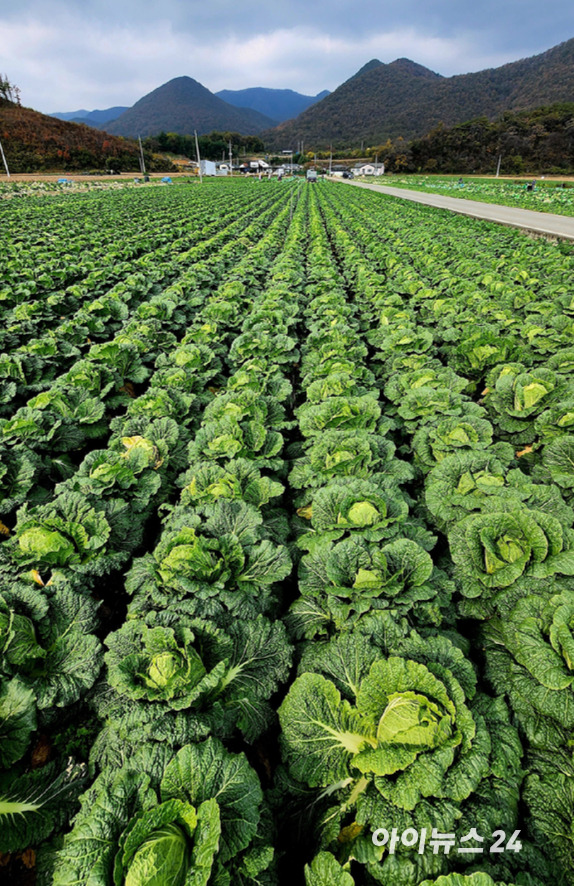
[306,169,318,182]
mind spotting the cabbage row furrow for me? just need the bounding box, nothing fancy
[1,179,573,886]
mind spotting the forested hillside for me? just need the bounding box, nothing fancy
[264,38,574,149]
[375,103,574,174]
[0,98,170,172]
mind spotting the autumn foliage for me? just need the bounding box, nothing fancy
[0,99,172,173]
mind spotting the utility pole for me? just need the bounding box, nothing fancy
[289,150,294,221]
[229,139,233,177]
[138,136,146,175]
[496,154,502,177]
[0,138,10,178]
[329,145,332,176]
[194,130,203,183]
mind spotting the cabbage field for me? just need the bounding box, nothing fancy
[1,177,574,886]
[385,175,574,216]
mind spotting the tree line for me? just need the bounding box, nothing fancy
[367,103,574,174]
[143,131,265,161]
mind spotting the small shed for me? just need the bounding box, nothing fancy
[199,160,217,176]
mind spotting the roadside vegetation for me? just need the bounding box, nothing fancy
[367,174,574,216]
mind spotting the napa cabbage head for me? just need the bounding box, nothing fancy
[278,628,522,884]
[114,798,219,886]
[292,536,444,637]
[156,525,230,588]
[296,479,410,548]
[484,589,574,747]
[449,505,574,612]
[289,432,412,491]
[425,450,526,526]
[412,411,496,473]
[279,633,476,800]
[483,363,571,441]
[180,458,284,510]
[53,738,270,886]
[106,622,212,707]
[14,492,111,568]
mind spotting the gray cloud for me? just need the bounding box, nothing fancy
[1,0,573,112]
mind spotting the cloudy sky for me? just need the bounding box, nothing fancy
[2,0,573,113]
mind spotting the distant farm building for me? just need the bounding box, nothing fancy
[199,159,217,176]
[352,162,385,176]
[240,160,270,174]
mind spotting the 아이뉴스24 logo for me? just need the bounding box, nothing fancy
[372,827,522,856]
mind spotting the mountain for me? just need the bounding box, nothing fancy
[0,98,172,173]
[215,87,330,123]
[50,107,129,126]
[104,77,275,137]
[51,108,91,121]
[348,59,384,79]
[263,38,574,149]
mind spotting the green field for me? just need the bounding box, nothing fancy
[372,174,574,216]
[1,178,573,885]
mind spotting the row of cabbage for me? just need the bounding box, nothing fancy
[0,183,287,525]
[42,185,313,884]
[289,182,574,885]
[0,181,297,881]
[265,186,537,886]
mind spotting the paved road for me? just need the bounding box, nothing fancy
[335,179,574,241]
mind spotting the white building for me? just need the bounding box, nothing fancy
[199,159,217,176]
[352,162,385,176]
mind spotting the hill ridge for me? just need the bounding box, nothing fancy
[104,76,275,138]
[264,37,574,149]
[215,87,330,123]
